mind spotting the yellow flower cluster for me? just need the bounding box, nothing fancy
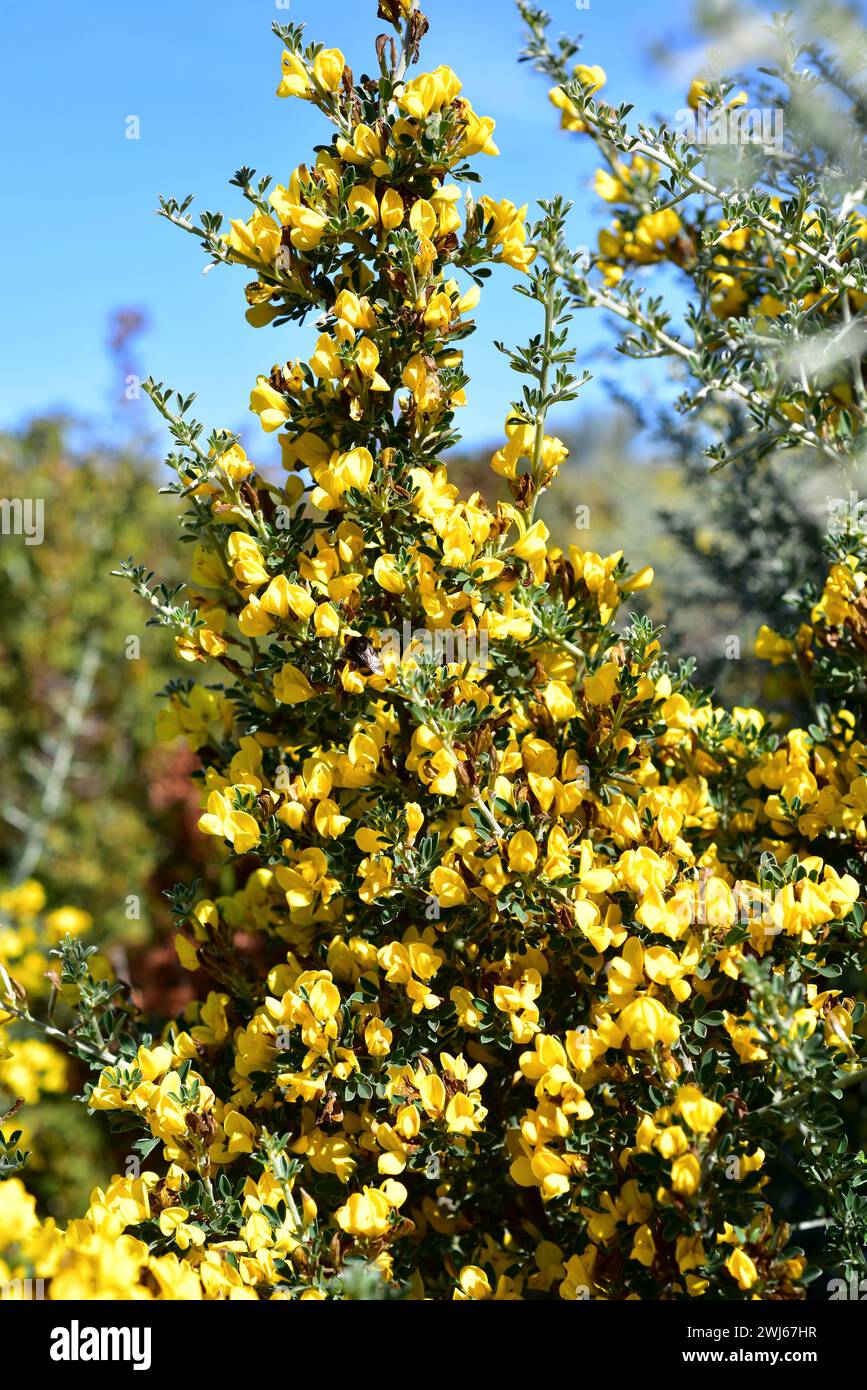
[556,61,867,427]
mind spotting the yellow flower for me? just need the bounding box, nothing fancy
[671,1153,701,1197]
[508,830,539,873]
[381,188,404,229]
[314,798,351,839]
[674,1085,724,1135]
[430,865,469,906]
[198,789,260,854]
[725,1248,759,1291]
[630,1223,656,1267]
[335,1184,401,1238]
[313,48,345,93]
[224,1110,257,1154]
[454,1265,492,1299]
[0,1179,38,1248]
[373,555,406,594]
[261,576,305,620]
[314,602,340,637]
[273,663,316,704]
[584,661,619,705]
[228,532,269,587]
[364,1017,393,1057]
[43,906,91,939]
[619,995,680,1050]
[0,1039,67,1105]
[549,64,606,132]
[544,680,577,722]
[277,50,313,100]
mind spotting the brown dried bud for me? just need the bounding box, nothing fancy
[408,10,430,60]
[375,34,396,71]
[186,1110,218,1146]
[511,472,537,509]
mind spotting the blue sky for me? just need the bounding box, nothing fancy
[0,0,693,455]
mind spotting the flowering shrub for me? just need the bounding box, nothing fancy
[0,420,217,1220]
[0,881,115,1224]
[520,0,867,701]
[1,0,866,1301]
[0,883,76,1158]
[521,0,867,471]
[0,418,207,935]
